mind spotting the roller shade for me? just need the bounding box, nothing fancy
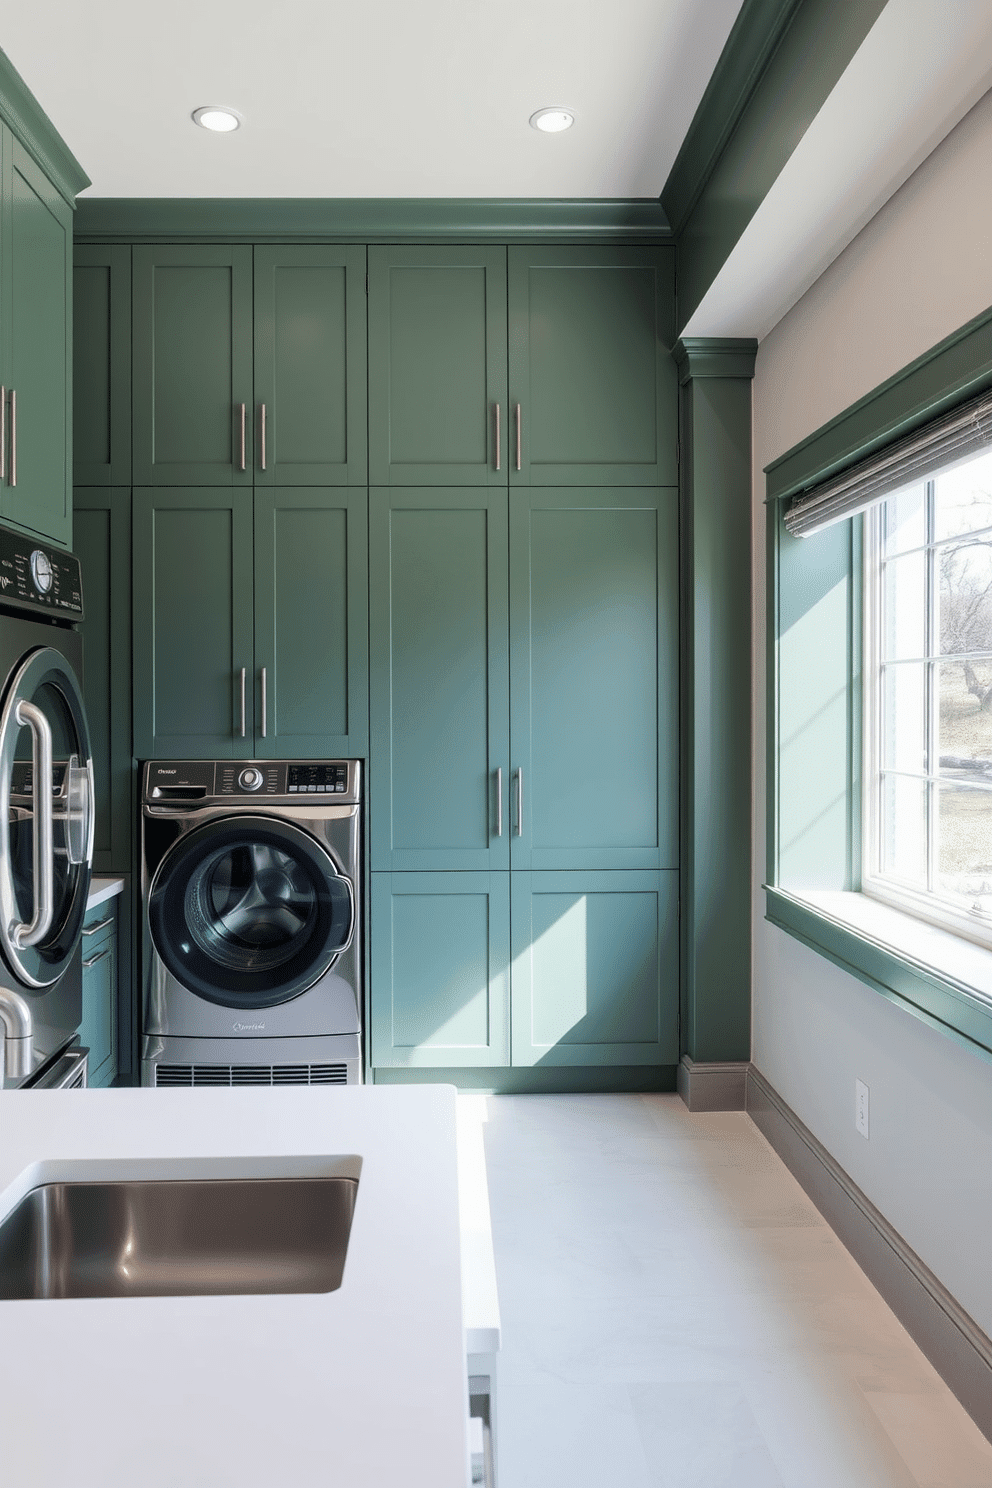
[784,389,992,538]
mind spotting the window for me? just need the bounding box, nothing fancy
[864,454,992,947]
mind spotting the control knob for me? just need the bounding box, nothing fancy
[30,550,53,594]
[239,767,264,791]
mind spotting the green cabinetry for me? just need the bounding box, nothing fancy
[0,130,74,545]
[74,487,131,870]
[133,486,367,758]
[80,896,118,1088]
[73,246,131,486]
[132,244,366,487]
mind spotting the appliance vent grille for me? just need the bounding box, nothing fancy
[155,1063,349,1087]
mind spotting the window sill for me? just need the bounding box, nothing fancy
[764,885,992,1061]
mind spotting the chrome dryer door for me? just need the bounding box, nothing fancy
[0,647,95,988]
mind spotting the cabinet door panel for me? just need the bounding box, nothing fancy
[253,488,368,757]
[253,246,367,486]
[368,247,507,485]
[370,489,509,870]
[80,927,116,1088]
[74,488,131,870]
[510,870,678,1066]
[508,247,676,486]
[132,246,253,485]
[370,872,509,1067]
[4,139,72,545]
[510,488,677,870]
[73,245,131,486]
[132,488,254,758]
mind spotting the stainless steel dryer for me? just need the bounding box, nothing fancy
[141,760,362,1086]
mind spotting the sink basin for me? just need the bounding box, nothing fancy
[0,1176,359,1300]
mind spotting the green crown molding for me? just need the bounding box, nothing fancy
[671,0,886,335]
[662,0,804,237]
[0,48,89,206]
[765,301,992,503]
[73,197,673,244]
[673,338,758,384]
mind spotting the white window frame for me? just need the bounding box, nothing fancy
[862,486,992,951]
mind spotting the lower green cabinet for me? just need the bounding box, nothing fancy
[370,873,510,1068]
[79,898,118,1088]
[370,870,677,1070]
[509,872,678,1066]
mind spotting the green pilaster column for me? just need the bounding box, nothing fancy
[674,338,757,1064]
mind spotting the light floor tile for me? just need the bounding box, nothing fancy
[479,1093,992,1487]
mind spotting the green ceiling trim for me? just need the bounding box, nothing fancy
[662,0,804,237]
[765,301,992,503]
[0,48,90,205]
[674,337,757,384]
[672,0,887,334]
[73,198,673,243]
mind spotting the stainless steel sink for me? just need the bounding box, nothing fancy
[0,1176,359,1300]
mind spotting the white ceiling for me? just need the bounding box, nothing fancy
[0,0,744,198]
[683,0,992,340]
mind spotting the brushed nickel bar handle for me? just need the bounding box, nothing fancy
[261,666,267,738]
[82,946,111,970]
[239,667,246,737]
[0,386,5,485]
[514,766,523,837]
[494,403,501,472]
[238,402,246,472]
[9,389,16,486]
[82,914,114,937]
[260,403,266,471]
[515,402,521,472]
[495,766,503,837]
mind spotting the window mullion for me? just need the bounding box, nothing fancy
[925,479,937,894]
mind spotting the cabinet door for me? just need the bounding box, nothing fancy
[368,247,507,485]
[370,872,510,1068]
[370,488,509,870]
[253,488,368,757]
[253,245,367,486]
[132,245,253,486]
[74,488,132,871]
[510,870,678,1067]
[507,247,676,486]
[132,488,254,758]
[1,135,72,546]
[80,919,116,1087]
[509,487,678,870]
[73,245,131,486]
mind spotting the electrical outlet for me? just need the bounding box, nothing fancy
[856,1079,870,1140]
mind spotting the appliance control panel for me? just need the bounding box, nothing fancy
[0,525,83,621]
[144,760,361,804]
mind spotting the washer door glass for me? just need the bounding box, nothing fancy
[148,816,354,1008]
[0,648,94,989]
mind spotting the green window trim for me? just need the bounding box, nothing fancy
[766,300,992,1060]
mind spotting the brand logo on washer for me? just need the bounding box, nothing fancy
[234,1021,265,1032]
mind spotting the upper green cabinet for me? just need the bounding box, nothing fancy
[507,247,676,486]
[73,246,131,486]
[132,244,366,486]
[0,131,73,546]
[133,485,367,760]
[368,247,507,486]
[253,246,367,486]
[368,245,675,488]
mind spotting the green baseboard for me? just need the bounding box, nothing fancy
[369,1065,678,1094]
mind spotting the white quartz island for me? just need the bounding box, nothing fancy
[0,1085,470,1487]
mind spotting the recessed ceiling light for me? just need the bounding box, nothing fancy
[529,108,575,134]
[192,106,242,133]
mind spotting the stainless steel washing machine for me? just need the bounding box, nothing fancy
[141,760,362,1087]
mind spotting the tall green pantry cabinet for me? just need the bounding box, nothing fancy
[368,245,680,1078]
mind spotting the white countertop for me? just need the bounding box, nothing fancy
[0,1086,471,1488]
[85,874,126,910]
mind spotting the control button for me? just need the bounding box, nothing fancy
[30,550,53,594]
[239,767,264,791]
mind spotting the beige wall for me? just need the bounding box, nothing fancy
[752,86,992,1334]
